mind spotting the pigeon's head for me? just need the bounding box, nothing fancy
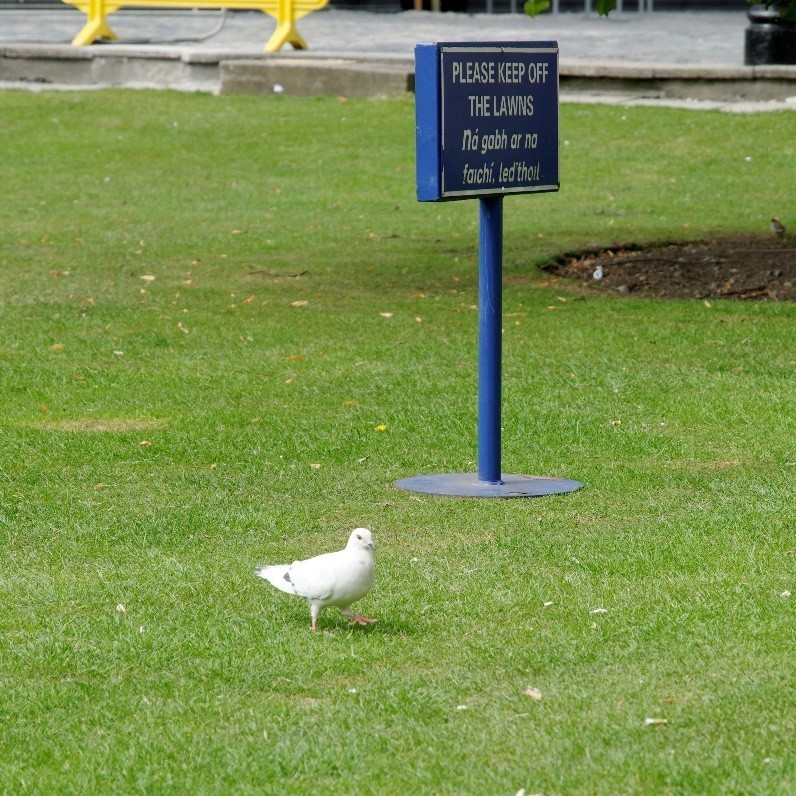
[348,527,376,553]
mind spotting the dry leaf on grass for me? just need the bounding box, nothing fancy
[524,687,543,701]
[644,717,668,726]
[290,300,309,307]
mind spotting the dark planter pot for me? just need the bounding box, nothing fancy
[745,5,796,65]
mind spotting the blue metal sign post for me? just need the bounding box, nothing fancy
[395,41,583,498]
[478,195,503,485]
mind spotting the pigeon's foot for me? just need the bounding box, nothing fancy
[348,614,377,626]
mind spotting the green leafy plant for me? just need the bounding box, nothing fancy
[523,0,550,16]
[759,0,796,21]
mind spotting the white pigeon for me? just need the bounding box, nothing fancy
[254,528,377,633]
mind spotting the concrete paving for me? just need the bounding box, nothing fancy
[0,7,794,108]
[0,7,760,63]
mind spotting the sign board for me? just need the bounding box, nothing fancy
[416,42,559,201]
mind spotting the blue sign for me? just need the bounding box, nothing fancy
[416,42,559,201]
[399,40,581,498]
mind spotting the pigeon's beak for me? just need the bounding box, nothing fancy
[369,540,376,552]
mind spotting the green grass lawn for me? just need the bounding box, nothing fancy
[0,90,794,794]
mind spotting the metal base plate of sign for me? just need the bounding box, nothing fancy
[394,473,583,499]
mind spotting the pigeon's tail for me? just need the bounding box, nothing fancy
[254,564,296,594]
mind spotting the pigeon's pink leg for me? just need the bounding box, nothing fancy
[340,607,376,626]
[310,604,320,633]
[348,614,377,626]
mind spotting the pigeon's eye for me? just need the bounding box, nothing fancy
[356,534,363,541]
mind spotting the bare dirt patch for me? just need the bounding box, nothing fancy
[540,235,795,301]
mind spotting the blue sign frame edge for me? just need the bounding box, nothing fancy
[415,40,559,203]
[415,43,442,202]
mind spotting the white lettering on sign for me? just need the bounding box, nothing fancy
[526,61,549,83]
[492,94,534,117]
[463,162,495,185]
[467,94,535,118]
[461,128,539,153]
[499,160,540,182]
[479,129,508,154]
[498,61,525,83]
[462,128,479,151]
[452,60,496,84]
[453,60,549,85]
[468,95,491,116]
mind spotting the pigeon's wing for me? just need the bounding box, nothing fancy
[255,551,345,601]
[282,551,344,602]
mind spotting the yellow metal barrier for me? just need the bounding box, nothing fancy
[62,0,328,52]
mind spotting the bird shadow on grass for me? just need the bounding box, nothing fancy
[265,612,421,637]
[338,616,419,637]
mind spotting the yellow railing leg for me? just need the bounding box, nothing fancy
[264,0,307,52]
[71,0,118,45]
